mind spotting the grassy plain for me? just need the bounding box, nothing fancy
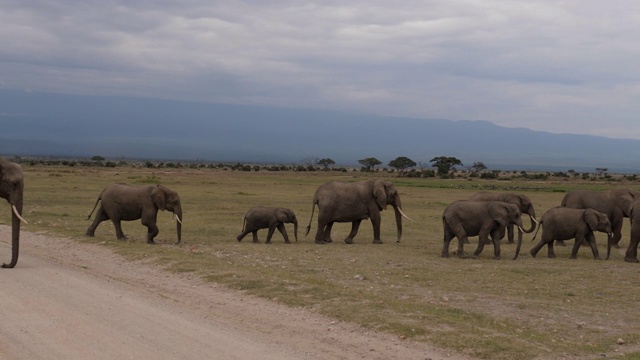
[6,165,640,359]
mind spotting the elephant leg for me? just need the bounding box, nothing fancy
[490,230,502,259]
[252,231,259,243]
[370,212,382,244]
[113,219,127,240]
[612,220,623,248]
[265,225,277,244]
[506,224,515,244]
[86,207,108,237]
[530,237,547,258]
[323,222,334,243]
[276,223,291,244]
[569,237,584,259]
[624,236,639,263]
[237,229,251,242]
[586,233,600,260]
[472,235,487,258]
[345,220,361,244]
[146,223,159,244]
[442,228,454,258]
[547,239,557,258]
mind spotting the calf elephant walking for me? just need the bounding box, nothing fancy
[237,206,298,244]
[86,184,183,244]
[529,207,612,259]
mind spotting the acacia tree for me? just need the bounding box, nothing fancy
[358,157,382,172]
[317,158,335,171]
[470,161,487,174]
[430,156,463,176]
[388,156,416,175]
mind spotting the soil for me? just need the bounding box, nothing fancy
[0,226,472,360]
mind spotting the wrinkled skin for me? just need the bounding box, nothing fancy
[86,184,182,244]
[468,192,538,243]
[305,179,411,244]
[561,189,639,248]
[529,207,612,260]
[616,199,640,263]
[237,206,298,244]
[442,201,524,260]
[0,158,25,268]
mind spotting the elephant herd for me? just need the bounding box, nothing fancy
[2,156,640,269]
[443,188,640,263]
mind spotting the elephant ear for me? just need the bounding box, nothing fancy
[373,180,387,210]
[612,190,635,217]
[584,209,599,231]
[151,185,167,211]
[275,208,288,222]
[488,202,508,225]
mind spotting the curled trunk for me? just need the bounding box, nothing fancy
[522,214,538,233]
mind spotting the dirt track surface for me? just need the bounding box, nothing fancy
[0,226,470,360]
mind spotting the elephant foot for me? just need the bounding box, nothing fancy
[147,239,156,245]
[344,238,354,244]
[252,240,260,244]
[493,256,501,260]
[530,250,538,258]
[594,256,602,260]
[569,255,577,259]
[613,243,622,249]
[85,231,95,237]
[236,235,243,242]
[265,241,272,244]
[548,253,556,258]
[441,253,450,258]
[624,256,640,263]
[372,239,383,244]
[314,240,326,244]
[284,240,291,244]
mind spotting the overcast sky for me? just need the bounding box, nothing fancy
[2,1,640,139]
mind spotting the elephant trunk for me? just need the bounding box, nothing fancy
[606,232,614,260]
[523,213,538,233]
[293,219,298,242]
[174,206,182,245]
[3,197,23,268]
[513,224,524,260]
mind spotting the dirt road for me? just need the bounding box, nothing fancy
[0,226,470,359]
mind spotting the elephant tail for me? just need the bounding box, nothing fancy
[305,198,317,236]
[86,194,102,220]
[241,214,247,232]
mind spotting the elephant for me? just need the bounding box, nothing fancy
[614,198,640,262]
[305,179,412,244]
[0,158,27,268]
[561,188,640,248]
[86,183,182,244]
[468,192,538,243]
[529,207,612,260]
[442,200,524,260]
[237,206,298,244]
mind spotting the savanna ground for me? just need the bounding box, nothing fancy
[8,164,640,359]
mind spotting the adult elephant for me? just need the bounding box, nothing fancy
[305,179,412,244]
[561,188,640,248]
[86,184,183,244]
[468,192,538,243]
[613,198,640,263]
[442,201,524,260]
[0,158,27,268]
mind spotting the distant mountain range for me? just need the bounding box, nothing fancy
[1,89,639,172]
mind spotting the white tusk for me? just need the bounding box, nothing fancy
[517,226,525,233]
[174,213,182,224]
[12,205,28,224]
[398,207,414,222]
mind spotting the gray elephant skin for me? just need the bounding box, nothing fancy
[0,158,27,268]
[442,200,524,260]
[529,207,612,260]
[237,206,298,244]
[86,184,183,244]
[561,189,639,247]
[468,191,538,243]
[614,198,640,263]
[305,179,412,244]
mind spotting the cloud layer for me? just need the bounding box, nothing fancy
[2,1,640,138]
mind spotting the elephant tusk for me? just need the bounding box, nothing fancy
[398,207,414,222]
[12,205,27,224]
[517,226,525,233]
[174,213,182,224]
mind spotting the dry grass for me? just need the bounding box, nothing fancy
[6,165,640,359]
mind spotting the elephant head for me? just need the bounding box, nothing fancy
[0,159,27,268]
[489,202,525,260]
[275,207,298,242]
[609,188,640,217]
[373,180,412,242]
[502,193,538,233]
[151,185,183,244]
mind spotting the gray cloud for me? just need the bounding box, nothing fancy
[1,0,640,138]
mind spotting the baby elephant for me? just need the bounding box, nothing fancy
[530,207,612,259]
[237,206,298,244]
[442,200,524,260]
